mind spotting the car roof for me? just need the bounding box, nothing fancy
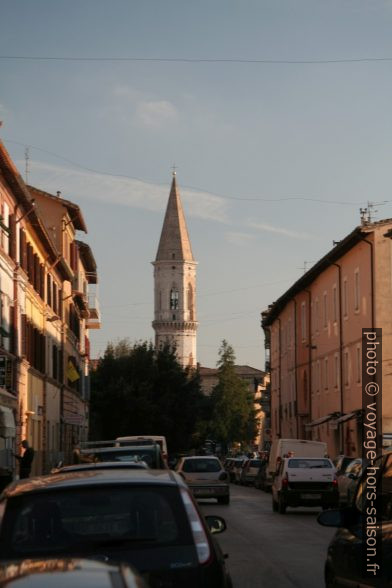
[1,468,184,498]
[80,444,158,454]
[55,461,149,473]
[182,455,220,460]
[0,559,145,588]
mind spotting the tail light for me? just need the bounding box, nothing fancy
[281,474,289,487]
[332,476,338,487]
[180,488,211,564]
[219,472,228,481]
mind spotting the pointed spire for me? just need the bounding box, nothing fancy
[155,174,194,262]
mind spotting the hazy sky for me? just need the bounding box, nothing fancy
[2,0,392,369]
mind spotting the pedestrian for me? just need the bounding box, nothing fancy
[15,440,35,479]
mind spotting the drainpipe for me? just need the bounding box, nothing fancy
[361,238,374,329]
[332,262,344,454]
[293,299,298,437]
[277,318,282,438]
[305,290,313,440]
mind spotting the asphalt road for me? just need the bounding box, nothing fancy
[200,483,336,588]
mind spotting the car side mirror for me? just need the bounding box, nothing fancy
[317,506,359,528]
[205,515,227,535]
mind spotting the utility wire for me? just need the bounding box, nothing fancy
[3,138,373,206]
[1,55,392,64]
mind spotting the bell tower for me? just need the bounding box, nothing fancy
[152,173,198,368]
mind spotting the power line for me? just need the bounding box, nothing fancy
[3,138,371,206]
[1,54,392,64]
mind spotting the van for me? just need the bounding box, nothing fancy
[266,439,327,489]
[115,435,168,464]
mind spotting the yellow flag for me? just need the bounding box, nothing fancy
[67,360,80,382]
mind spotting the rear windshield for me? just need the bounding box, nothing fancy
[79,448,163,468]
[0,485,193,558]
[288,459,332,469]
[182,459,221,473]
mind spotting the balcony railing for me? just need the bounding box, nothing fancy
[86,293,101,329]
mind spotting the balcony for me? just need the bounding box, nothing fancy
[86,293,101,329]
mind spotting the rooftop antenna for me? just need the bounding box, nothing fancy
[360,200,387,225]
[24,147,30,183]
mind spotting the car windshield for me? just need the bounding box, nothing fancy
[182,459,221,473]
[0,486,193,558]
[288,459,332,469]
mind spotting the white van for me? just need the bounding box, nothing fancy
[266,439,327,489]
[115,435,168,464]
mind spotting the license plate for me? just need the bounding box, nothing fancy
[193,488,214,495]
[301,493,321,499]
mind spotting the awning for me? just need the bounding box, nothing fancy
[335,411,357,424]
[0,406,16,438]
[305,414,335,429]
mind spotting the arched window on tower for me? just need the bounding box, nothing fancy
[187,283,194,320]
[170,288,179,310]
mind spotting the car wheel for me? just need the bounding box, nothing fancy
[278,494,286,514]
[218,496,230,505]
[272,496,278,512]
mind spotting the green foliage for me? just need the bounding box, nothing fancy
[90,339,208,454]
[209,340,258,449]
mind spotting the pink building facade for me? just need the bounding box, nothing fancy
[262,219,392,459]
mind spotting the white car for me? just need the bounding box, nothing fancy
[272,457,339,514]
[175,456,230,504]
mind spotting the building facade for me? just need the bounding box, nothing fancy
[152,173,198,368]
[0,140,100,482]
[262,218,392,459]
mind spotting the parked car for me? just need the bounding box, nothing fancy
[0,558,148,588]
[116,436,168,465]
[175,455,230,505]
[77,443,166,469]
[254,460,269,491]
[272,457,338,514]
[333,455,354,477]
[266,439,327,491]
[240,459,263,486]
[337,458,366,507]
[0,469,233,588]
[317,451,392,587]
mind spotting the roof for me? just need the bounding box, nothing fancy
[262,223,372,327]
[2,468,181,498]
[27,185,88,233]
[198,365,265,377]
[154,174,194,262]
[0,141,72,281]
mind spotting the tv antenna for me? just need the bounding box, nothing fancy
[24,147,30,183]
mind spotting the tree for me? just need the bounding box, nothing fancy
[90,339,207,454]
[209,340,257,452]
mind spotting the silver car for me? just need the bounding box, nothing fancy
[176,456,230,504]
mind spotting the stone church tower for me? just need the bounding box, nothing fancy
[152,173,198,368]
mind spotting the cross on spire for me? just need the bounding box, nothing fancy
[171,163,177,176]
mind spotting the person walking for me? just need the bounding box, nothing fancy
[15,440,35,479]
